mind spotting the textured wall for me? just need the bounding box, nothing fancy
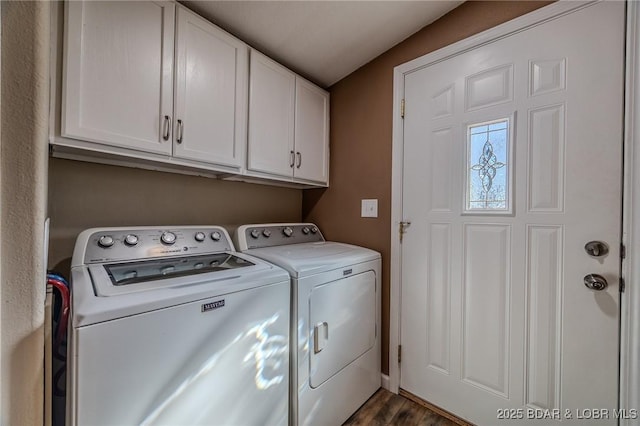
[303,1,552,375]
[48,158,302,273]
[1,1,50,424]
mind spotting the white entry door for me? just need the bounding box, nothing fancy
[400,3,624,425]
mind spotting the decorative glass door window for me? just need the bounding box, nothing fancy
[464,117,513,214]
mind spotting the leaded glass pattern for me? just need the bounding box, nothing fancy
[466,119,510,212]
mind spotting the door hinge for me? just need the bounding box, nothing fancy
[400,99,405,119]
[398,345,402,364]
[621,243,626,260]
[399,221,411,243]
[620,277,626,293]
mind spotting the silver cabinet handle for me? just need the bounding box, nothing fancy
[162,115,171,141]
[296,152,302,169]
[290,150,295,168]
[176,119,184,144]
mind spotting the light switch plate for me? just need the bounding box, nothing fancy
[361,199,378,218]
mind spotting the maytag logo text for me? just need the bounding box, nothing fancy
[202,299,225,312]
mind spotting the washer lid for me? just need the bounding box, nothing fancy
[92,253,256,297]
[71,252,290,326]
[245,242,380,278]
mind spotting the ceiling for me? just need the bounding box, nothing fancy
[181,1,463,88]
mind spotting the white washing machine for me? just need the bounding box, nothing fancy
[234,223,381,426]
[67,226,290,426]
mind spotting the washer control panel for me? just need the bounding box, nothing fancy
[83,226,233,264]
[236,223,325,250]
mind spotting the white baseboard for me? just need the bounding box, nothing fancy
[381,374,391,391]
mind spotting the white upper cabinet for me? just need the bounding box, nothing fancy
[247,51,296,177]
[62,1,175,155]
[248,50,330,185]
[294,78,329,183]
[173,7,248,168]
[57,2,328,186]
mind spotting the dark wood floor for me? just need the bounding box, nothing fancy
[343,388,459,426]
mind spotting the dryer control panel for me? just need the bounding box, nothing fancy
[235,223,325,250]
[81,226,233,264]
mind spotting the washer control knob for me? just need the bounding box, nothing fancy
[98,235,114,248]
[211,231,222,241]
[283,226,294,237]
[195,232,206,242]
[262,229,271,238]
[302,227,310,235]
[310,226,318,234]
[161,231,177,245]
[124,234,139,246]
[250,229,260,239]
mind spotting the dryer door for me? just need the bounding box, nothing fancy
[309,271,376,388]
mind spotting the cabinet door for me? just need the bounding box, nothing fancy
[294,78,330,183]
[62,1,174,155]
[248,51,296,177]
[173,7,248,168]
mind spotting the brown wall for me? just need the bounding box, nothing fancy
[48,158,302,273]
[302,1,551,375]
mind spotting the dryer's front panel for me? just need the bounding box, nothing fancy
[308,271,375,388]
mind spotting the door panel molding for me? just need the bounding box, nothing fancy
[621,2,640,425]
[524,225,563,411]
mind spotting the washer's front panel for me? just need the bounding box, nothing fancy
[72,281,290,426]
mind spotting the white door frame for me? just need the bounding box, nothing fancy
[621,2,640,424]
[389,1,636,418]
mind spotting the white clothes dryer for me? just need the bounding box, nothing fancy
[235,223,381,426]
[67,226,290,426]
